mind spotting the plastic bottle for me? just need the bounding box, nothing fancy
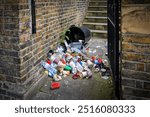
[66,55,72,62]
[76,62,84,72]
[41,60,57,77]
[80,61,88,68]
[46,60,52,65]
[41,60,51,70]
[69,60,77,74]
[50,54,59,63]
[56,45,65,53]
[72,56,78,63]
[56,52,64,60]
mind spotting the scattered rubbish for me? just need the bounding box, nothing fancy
[69,60,77,74]
[72,74,79,79]
[64,65,72,71]
[70,42,83,50]
[62,71,70,76]
[41,60,62,81]
[45,70,48,75]
[102,76,109,80]
[46,60,52,65]
[41,38,109,80]
[101,68,106,76]
[81,71,88,78]
[94,65,100,72]
[101,68,106,73]
[41,26,111,90]
[51,82,61,89]
[53,74,62,81]
[47,50,54,58]
[76,62,83,72]
[103,59,109,67]
[87,60,93,68]
[84,67,93,78]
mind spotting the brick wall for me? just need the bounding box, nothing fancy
[121,0,150,99]
[0,0,21,99]
[0,0,89,99]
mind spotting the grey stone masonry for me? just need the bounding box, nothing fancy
[83,0,107,39]
[121,0,150,99]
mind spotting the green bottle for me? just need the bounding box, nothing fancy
[64,65,72,71]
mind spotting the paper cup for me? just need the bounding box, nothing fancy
[87,60,93,67]
[81,71,88,78]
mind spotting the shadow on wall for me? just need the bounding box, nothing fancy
[122,0,150,4]
[122,6,150,34]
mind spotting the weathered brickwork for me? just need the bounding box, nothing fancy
[0,0,21,100]
[0,0,89,99]
[121,1,150,99]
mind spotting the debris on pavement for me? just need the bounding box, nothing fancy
[41,27,111,90]
[41,40,110,81]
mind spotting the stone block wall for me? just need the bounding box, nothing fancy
[0,0,89,99]
[121,0,150,99]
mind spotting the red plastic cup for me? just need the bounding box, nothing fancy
[51,82,60,89]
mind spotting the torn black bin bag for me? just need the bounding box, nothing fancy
[65,25,91,45]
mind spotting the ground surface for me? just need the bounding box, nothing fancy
[31,39,115,100]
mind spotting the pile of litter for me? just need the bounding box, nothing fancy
[41,40,110,89]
